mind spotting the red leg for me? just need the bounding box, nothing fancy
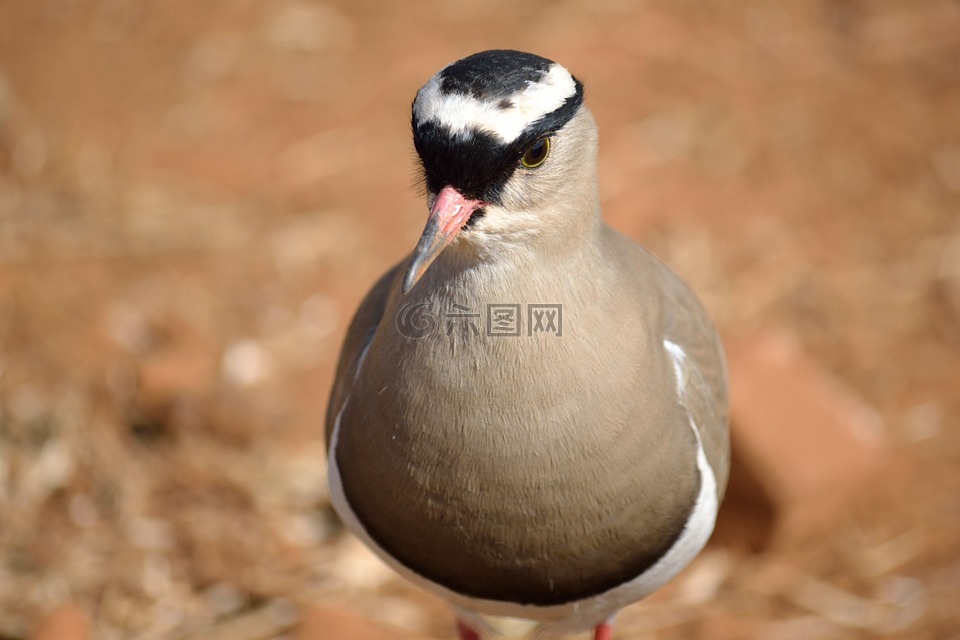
[456,619,481,640]
[594,621,614,640]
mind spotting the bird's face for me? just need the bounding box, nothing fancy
[403,50,596,294]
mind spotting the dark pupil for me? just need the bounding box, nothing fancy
[526,140,547,164]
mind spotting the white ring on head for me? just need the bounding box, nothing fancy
[413,63,577,144]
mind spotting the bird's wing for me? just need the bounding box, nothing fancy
[656,262,731,498]
[324,263,402,450]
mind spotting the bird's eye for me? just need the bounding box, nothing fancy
[520,137,551,169]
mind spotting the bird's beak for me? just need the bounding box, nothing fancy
[402,185,484,294]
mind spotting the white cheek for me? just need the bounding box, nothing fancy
[468,203,541,242]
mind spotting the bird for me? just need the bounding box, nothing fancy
[325,49,729,640]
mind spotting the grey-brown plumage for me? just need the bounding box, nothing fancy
[326,50,728,639]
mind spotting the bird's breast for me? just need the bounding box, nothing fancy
[332,308,702,606]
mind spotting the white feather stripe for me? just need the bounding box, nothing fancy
[413,64,577,144]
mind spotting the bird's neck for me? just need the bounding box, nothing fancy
[421,219,606,307]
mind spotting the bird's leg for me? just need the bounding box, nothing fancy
[456,619,481,640]
[593,621,614,640]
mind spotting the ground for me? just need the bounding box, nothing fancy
[0,0,958,639]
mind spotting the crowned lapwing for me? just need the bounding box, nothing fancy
[326,49,729,640]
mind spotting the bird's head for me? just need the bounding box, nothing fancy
[403,50,599,294]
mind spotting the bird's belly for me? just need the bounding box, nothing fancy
[332,386,699,608]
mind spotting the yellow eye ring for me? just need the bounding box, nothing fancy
[520,137,551,169]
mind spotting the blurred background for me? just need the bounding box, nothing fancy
[0,1,958,639]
